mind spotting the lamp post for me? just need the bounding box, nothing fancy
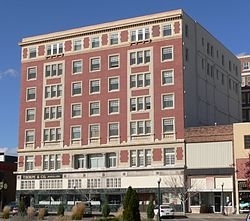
[157,177,161,221]
[221,183,225,215]
[74,186,76,206]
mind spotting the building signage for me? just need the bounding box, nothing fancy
[238,180,250,190]
[21,174,62,180]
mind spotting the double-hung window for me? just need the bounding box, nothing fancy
[162,70,174,85]
[27,67,37,80]
[25,156,34,171]
[72,104,82,118]
[164,148,175,166]
[72,60,82,74]
[91,37,100,48]
[110,33,119,45]
[109,55,119,69]
[108,77,119,91]
[90,80,100,93]
[109,100,119,114]
[46,43,63,56]
[26,109,35,121]
[162,46,173,61]
[27,88,36,101]
[162,94,174,109]
[29,47,37,58]
[163,24,172,36]
[163,118,175,134]
[72,82,82,96]
[26,130,35,143]
[73,39,82,51]
[130,27,150,42]
[90,124,100,139]
[90,102,100,116]
[71,126,81,140]
[90,57,100,71]
[108,123,119,137]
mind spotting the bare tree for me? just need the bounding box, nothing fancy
[163,174,200,214]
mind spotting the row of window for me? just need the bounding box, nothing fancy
[25,117,175,143]
[27,47,173,82]
[27,24,174,59]
[26,69,174,101]
[21,178,121,190]
[24,147,176,172]
[26,93,174,121]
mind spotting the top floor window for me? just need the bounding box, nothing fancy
[110,33,119,45]
[91,37,100,48]
[131,27,150,42]
[29,47,37,58]
[73,39,82,51]
[163,24,172,37]
[47,43,63,56]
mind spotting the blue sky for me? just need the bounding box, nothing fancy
[0,0,249,155]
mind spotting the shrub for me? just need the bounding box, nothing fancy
[2,205,10,219]
[38,207,46,220]
[123,186,141,221]
[71,202,85,220]
[19,200,26,216]
[27,206,36,218]
[57,203,65,216]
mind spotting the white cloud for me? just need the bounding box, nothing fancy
[0,147,17,156]
[0,68,18,80]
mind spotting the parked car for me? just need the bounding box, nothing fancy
[154,204,174,218]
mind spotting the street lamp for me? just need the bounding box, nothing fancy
[74,186,76,206]
[157,177,161,221]
[221,183,225,215]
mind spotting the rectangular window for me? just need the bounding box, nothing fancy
[46,43,63,56]
[26,130,35,143]
[109,55,119,68]
[162,94,174,109]
[163,118,174,134]
[145,149,151,166]
[130,150,136,167]
[72,104,82,118]
[109,100,119,114]
[162,47,173,61]
[162,70,174,85]
[27,88,36,100]
[130,149,151,167]
[90,80,100,93]
[90,102,100,116]
[130,28,150,42]
[108,77,119,91]
[164,148,175,165]
[45,84,62,99]
[72,82,82,95]
[72,60,82,74]
[243,62,250,70]
[90,124,100,138]
[26,109,35,121]
[130,49,151,65]
[43,128,61,142]
[90,57,100,71]
[73,39,82,51]
[74,154,85,169]
[25,156,34,171]
[91,37,100,48]
[107,153,117,168]
[163,24,172,36]
[130,121,151,135]
[130,96,151,111]
[44,106,62,120]
[27,67,36,80]
[110,33,119,45]
[109,123,119,137]
[71,126,81,140]
[29,47,37,58]
[244,135,250,149]
[130,73,151,88]
[45,63,63,77]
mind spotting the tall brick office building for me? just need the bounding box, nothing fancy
[16,9,241,211]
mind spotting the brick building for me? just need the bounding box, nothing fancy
[16,9,241,212]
